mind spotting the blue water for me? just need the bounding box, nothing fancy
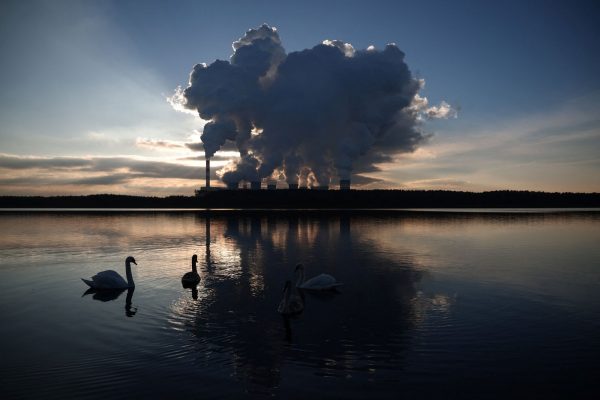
[0,210,599,399]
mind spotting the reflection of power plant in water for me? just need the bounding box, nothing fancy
[205,213,213,270]
[171,213,434,394]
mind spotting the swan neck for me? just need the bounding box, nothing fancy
[283,286,292,305]
[295,268,304,287]
[126,287,135,305]
[192,259,197,273]
[125,260,135,287]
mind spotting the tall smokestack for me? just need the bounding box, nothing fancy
[205,157,210,189]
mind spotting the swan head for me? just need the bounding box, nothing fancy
[192,254,198,264]
[126,256,137,265]
[294,263,303,271]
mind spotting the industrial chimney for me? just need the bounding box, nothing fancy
[205,157,210,189]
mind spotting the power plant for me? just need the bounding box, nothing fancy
[199,158,351,192]
[180,25,455,199]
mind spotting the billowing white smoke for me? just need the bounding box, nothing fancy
[175,24,455,187]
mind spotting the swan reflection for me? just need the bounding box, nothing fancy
[82,287,137,317]
[277,280,304,315]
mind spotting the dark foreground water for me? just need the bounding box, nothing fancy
[0,210,599,399]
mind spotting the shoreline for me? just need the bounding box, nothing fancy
[1,190,599,209]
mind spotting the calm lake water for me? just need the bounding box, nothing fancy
[0,210,599,399]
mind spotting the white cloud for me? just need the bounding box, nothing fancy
[322,39,355,57]
[425,101,458,119]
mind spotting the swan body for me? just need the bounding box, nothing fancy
[181,254,200,287]
[278,280,304,315]
[82,256,137,289]
[295,264,343,290]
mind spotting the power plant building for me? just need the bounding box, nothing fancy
[340,179,351,190]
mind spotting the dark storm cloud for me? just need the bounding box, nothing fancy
[349,174,382,186]
[135,138,186,149]
[178,154,236,162]
[0,154,90,169]
[70,173,132,185]
[176,24,454,187]
[0,154,216,187]
[184,142,204,152]
[185,140,239,153]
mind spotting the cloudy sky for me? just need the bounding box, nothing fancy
[1,0,599,195]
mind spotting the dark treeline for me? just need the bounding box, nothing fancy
[1,190,599,209]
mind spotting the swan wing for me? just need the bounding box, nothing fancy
[85,270,129,289]
[81,278,95,288]
[299,273,343,290]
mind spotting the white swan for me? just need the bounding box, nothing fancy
[278,280,304,315]
[181,254,200,287]
[295,263,343,290]
[82,256,137,289]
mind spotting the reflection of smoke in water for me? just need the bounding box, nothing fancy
[165,213,448,394]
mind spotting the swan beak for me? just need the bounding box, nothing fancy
[132,261,137,265]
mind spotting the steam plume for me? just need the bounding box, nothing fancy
[174,24,455,187]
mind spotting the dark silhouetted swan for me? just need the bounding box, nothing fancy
[81,256,137,289]
[295,263,343,290]
[181,254,200,287]
[278,280,304,315]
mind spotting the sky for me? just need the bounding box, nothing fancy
[0,0,599,195]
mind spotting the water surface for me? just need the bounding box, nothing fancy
[0,210,599,398]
